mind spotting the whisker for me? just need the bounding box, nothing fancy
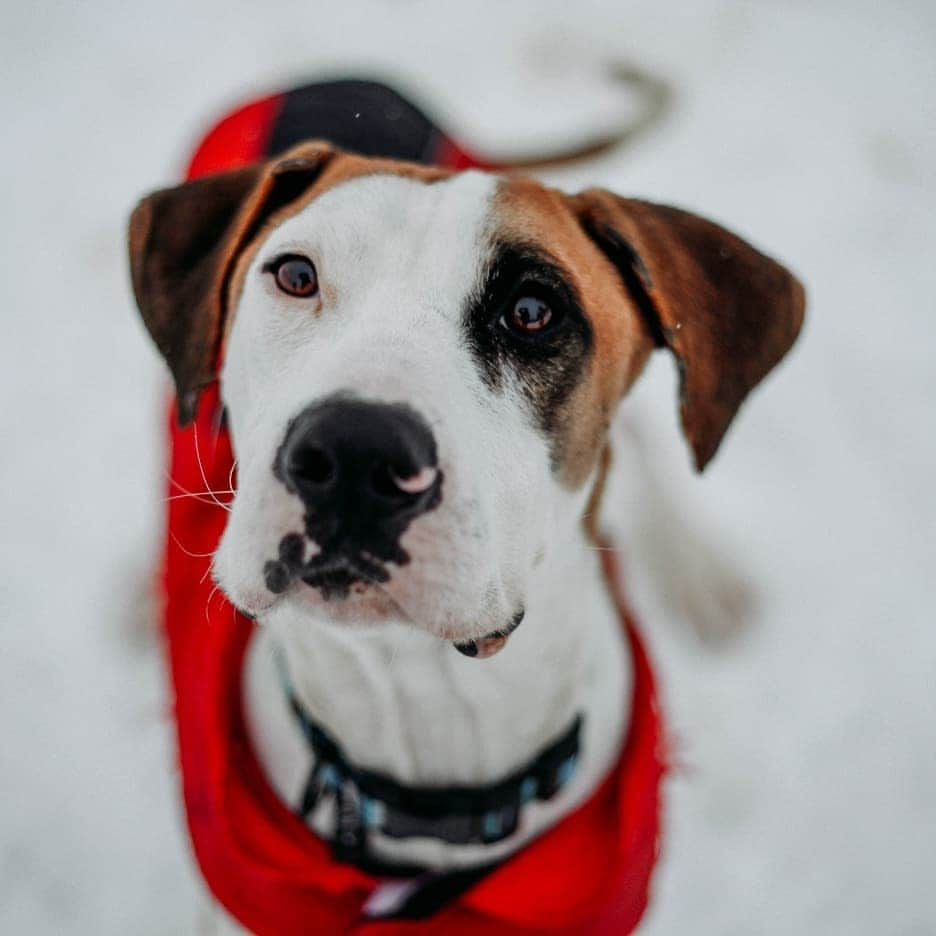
[169,530,217,560]
[165,490,236,502]
[193,422,229,512]
[165,474,232,512]
[166,474,233,499]
[164,492,232,511]
[204,583,221,626]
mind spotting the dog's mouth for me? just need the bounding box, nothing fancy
[453,609,525,660]
[262,532,525,659]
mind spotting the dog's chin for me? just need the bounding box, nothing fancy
[284,579,407,627]
[239,573,524,660]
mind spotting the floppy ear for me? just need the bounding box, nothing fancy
[128,142,335,424]
[573,190,805,470]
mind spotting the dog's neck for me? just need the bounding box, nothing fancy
[244,530,631,871]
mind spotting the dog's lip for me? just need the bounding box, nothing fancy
[453,609,525,660]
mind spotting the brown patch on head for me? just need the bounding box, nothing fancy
[493,177,657,488]
[491,176,805,490]
[128,142,455,423]
[582,444,612,544]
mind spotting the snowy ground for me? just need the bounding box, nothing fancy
[2,1,934,932]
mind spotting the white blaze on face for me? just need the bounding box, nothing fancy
[213,171,586,642]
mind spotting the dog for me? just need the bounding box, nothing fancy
[128,77,804,933]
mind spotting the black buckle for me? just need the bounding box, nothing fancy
[332,776,366,863]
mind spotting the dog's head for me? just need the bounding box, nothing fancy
[129,142,803,656]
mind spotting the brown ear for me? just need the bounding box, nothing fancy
[128,142,335,423]
[574,190,805,470]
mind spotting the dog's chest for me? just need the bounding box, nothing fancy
[242,549,631,871]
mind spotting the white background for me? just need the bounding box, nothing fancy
[2,1,934,932]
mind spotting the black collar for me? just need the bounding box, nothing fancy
[279,659,583,876]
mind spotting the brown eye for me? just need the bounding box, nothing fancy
[502,296,553,335]
[268,255,318,298]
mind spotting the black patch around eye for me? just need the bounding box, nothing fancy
[464,242,592,439]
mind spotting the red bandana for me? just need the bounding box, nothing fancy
[159,91,667,935]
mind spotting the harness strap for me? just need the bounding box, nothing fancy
[278,653,583,868]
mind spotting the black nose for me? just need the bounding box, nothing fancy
[274,395,443,566]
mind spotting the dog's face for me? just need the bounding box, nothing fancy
[129,144,803,655]
[215,168,618,651]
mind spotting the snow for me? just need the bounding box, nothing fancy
[2,1,934,932]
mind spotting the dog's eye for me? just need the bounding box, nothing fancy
[500,296,555,336]
[266,255,319,298]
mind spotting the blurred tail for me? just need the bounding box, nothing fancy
[485,63,671,172]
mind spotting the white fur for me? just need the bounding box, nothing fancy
[212,172,630,877]
[244,542,628,870]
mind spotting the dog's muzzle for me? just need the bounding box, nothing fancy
[266,394,443,598]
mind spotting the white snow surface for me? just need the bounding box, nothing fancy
[2,1,935,933]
